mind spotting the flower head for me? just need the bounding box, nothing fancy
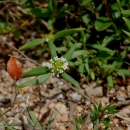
[46,56,68,77]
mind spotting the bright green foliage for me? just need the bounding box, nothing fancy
[1,0,130,88]
[91,103,119,130]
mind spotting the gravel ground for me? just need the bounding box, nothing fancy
[0,59,130,130]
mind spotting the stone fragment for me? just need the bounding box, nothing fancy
[60,114,68,122]
[55,102,67,114]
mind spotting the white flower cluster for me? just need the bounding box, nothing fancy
[46,56,68,77]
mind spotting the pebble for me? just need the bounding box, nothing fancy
[101,97,109,104]
[60,114,68,122]
[56,94,63,100]
[85,101,91,105]
[109,88,115,94]
[76,106,83,113]
[40,106,48,115]
[6,111,14,117]
[117,96,126,101]
[48,102,55,109]
[55,102,67,114]
[58,125,66,130]
[70,92,81,102]
[20,103,25,107]
[17,94,22,99]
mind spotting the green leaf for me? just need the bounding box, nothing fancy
[78,64,84,76]
[122,29,130,37]
[102,64,116,70]
[48,0,56,12]
[18,0,28,5]
[84,63,89,73]
[112,49,127,68]
[54,28,85,40]
[122,17,130,31]
[48,40,57,60]
[36,43,47,56]
[20,39,45,50]
[63,44,76,61]
[107,75,113,88]
[101,118,110,127]
[102,34,118,47]
[56,46,68,52]
[72,50,89,58]
[27,108,42,129]
[17,73,51,88]
[94,17,112,31]
[22,66,50,78]
[87,44,114,54]
[12,30,24,39]
[121,10,130,17]
[26,8,50,18]
[61,72,80,88]
[98,103,102,112]
[90,71,95,80]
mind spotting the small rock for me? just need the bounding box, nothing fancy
[127,85,130,97]
[48,102,55,109]
[76,106,83,113]
[60,114,68,122]
[85,101,91,105]
[58,125,66,130]
[109,88,115,94]
[55,102,67,114]
[101,97,109,104]
[70,93,81,102]
[45,98,51,104]
[57,82,63,86]
[113,118,119,124]
[17,94,22,99]
[20,103,25,107]
[40,106,48,115]
[28,102,35,107]
[117,96,126,101]
[120,86,125,91]
[56,94,63,100]
[34,112,39,119]
[6,111,14,117]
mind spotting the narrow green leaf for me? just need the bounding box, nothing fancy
[122,17,130,31]
[48,40,57,60]
[90,71,95,80]
[12,30,24,39]
[22,66,50,78]
[63,44,76,61]
[122,29,130,37]
[18,0,28,5]
[94,17,112,31]
[54,28,85,40]
[72,50,89,58]
[61,72,80,88]
[27,108,42,129]
[112,49,127,68]
[36,43,47,56]
[121,10,130,16]
[17,73,51,88]
[78,64,84,76]
[48,0,56,12]
[26,8,50,18]
[20,39,45,50]
[84,63,89,73]
[107,75,113,88]
[87,44,114,53]
[102,64,116,70]
[98,103,102,112]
